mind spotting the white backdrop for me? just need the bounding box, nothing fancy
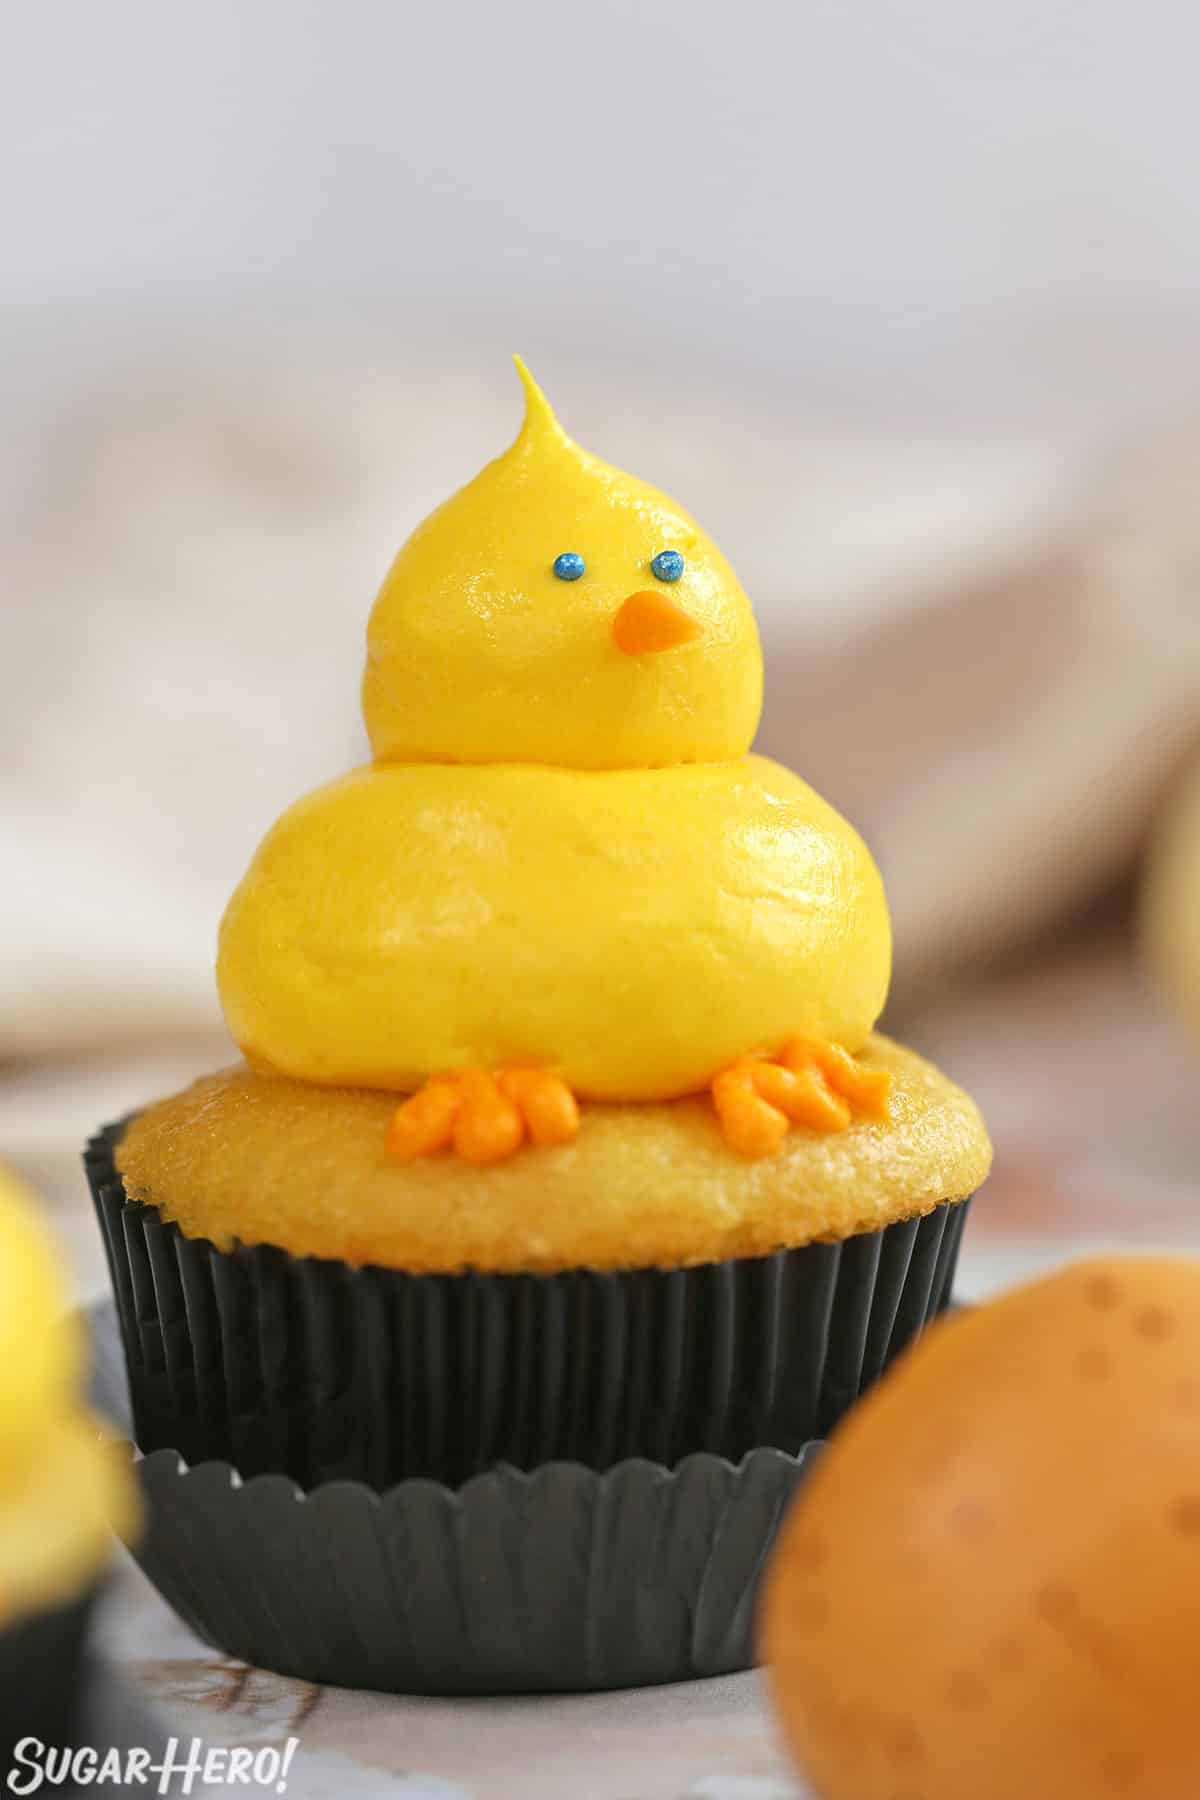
[4,0,1200,421]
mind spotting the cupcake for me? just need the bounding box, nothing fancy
[1,1163,136,1770]
[88,361,990,1689]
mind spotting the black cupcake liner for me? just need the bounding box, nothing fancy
[86,1118,969,1489]
[89,1293,815,1695]
[1,1586,97,1782]
[141,1443,816,1695]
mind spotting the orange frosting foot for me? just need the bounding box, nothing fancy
[386,1068,580,1166]
[712,1037,892,1159]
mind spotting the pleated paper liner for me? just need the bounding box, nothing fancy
[0,1586,98,1780]
[86,1118,970,1489]
[89,1294,813,1694]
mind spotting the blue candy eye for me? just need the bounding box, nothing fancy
[650,549,685,582]
[553,552,586,581]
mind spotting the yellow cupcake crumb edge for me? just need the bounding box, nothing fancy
[115,1033,990,1275]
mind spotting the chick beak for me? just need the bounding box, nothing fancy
[613,590,701,655]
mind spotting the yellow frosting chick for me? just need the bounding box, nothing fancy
[218,364,894,1161]
[364,359,763,770]
[0,1165,82,1471]
[0,1163,136,1627]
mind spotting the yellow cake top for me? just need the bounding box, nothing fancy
[363,360,763,770]
[117,1038,989,1273]
[0,1163,137,1626]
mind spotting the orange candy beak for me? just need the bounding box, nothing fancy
[612,590,701,655]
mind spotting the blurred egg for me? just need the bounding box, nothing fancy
[0,1162,81,1467]
[760,1256,1200,1800]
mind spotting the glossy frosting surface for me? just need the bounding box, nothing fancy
[218,755,891,1101]
[363,361,763,770]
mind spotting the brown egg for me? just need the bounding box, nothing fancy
[760,1256,1200,1800]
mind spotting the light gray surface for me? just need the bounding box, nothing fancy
[98,1557,804,1800]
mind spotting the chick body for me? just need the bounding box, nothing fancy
[219,755,889,1102]
[218,365,891,1103]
